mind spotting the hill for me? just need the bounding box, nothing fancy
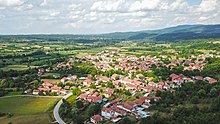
[1,24,220,42]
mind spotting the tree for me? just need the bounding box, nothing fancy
[190,96,199,104]
[89,84,96,89]
[72,88,81,96]
[124,90,131,96]
[106,82,114,88]
[210,87,217,97]
[50,92,57,96]
[71,108,78,122]
[76,100,84,109]
[119,117,135,124]
[87,104,101,117]
[197,89,206,98]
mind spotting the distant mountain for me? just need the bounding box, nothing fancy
[1,24,220,42]
[125,24,220,41]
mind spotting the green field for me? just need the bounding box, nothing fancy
[0,65,38,71]
[0,96,60,124]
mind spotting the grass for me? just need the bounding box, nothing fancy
[66,95,77,105]
[0,96,60,124]
[5,91,23,96]
[41,79,61,84]
[0,65,38,71]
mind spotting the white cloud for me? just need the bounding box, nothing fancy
[50,11,60,16]
[16,4,33,11]
[129,0,160,11]
[40,0,49,7]
[91,0,126,12]
[0,0,220,34]
[173,17,187,22]
[199,16,209,21]
[197,0,218,12]
[0,0,24,7]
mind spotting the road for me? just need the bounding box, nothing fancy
[53,93,73,124]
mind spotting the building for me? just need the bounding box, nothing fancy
[90,114,103,124]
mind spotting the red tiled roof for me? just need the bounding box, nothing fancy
[102,107,111,113]
[110,98,121,105]
[42,82,53,87]
[134,99,144,106]
[91,114,102,122]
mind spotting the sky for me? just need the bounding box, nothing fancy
[0,0,220,34]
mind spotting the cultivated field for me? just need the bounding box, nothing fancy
[0,96,60,124]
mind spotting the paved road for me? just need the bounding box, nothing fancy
[53,93,73,124]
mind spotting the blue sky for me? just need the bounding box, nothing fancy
[0,0,219,34]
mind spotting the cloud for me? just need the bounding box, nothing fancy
[199,16,209,21]
[0,0,220,34]
[197,0,218,12]
[129,0,160,11]
[50,11,60,16]
[91,0,126,12]
[40,0,49,7]
[0,0,24,7]
[16,3,33,11]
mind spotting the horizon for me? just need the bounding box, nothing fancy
[0,23,219,35]
[0,0,220,34]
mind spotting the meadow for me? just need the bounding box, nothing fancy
[0,96,60,124]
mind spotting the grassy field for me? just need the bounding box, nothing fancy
[5,91,23,96]
[0,96,60,124]
[0,65,38,71]
[42,79,61,84]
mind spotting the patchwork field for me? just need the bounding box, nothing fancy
[0,96,60,124]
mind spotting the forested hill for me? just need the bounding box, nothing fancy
[1,24,220,42]
[127,24,220,41]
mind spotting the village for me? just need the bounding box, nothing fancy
[26,50,219,124]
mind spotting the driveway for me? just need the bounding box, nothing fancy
[53,93,73,124]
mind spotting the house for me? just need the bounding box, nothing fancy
[141,102,152,108]
[87,96,102,103]
[119,101,136,112]
[78,93,88,100]
[64,85,70,90]
[38,87,50,92]
[193,76,203,80]
[137,110,150,118]
[101,107,114,119]
[112,105,127,116]
[125,83,138,90]
[83,79,92,86]
[103,88,114,98]
[113,80,121,87]
[42,81,53,88]
[24,89,32,94]
[120,78,133,84]
[204,77,217,84]
[60,89,68,95]
[90,114,103,124]
[111,74,119,80]
[61,77,67,83]
[157,82,165,89]
[134,99,144,106]
[32,90,39,95]
[51,86,62,93]
[92,92,99,96]
[110,98,122,105]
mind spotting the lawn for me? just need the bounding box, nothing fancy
[0,96,60,124]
